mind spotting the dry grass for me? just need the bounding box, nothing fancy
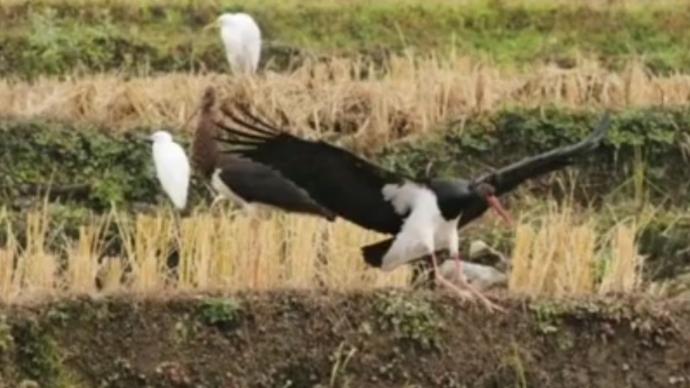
[2,57,689,150]
[509,203,645,297]
[0,199,649,303]
[0,206,411,304]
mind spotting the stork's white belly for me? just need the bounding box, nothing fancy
[379,182,460,271]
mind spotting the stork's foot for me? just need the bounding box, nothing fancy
[433,273,474,300]
[430,253,474,301]
[467,286,505,313]
[450,255,505,313]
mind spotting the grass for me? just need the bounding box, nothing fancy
[509,201,646,296]
[1,0,690,77]
[0,198,654,304]
[2,57,689,152]
[0,205,412,304]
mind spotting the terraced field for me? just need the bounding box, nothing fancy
[0,1,689,386]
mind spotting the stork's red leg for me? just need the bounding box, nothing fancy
[451,254,505,313]
[430,253,472,300]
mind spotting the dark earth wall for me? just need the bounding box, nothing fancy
[0,291,688,388]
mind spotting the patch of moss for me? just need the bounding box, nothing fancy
[12,319,64,387]
[530,302,566,335]
[198,297,243,331]
[375,292,443,351]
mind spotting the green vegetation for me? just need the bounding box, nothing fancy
[198,297,243,330]
[2,107,689,211]
[1,0,690,78]
[375,292,443,350]
[12,319,68,387]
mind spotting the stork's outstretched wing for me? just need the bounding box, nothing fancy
[476,113,610,196]
[215,105,409,234]
[457,112,610,228]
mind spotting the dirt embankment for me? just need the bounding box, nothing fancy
[0,291,688,388]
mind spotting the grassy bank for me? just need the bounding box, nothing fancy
[0,292,687,387]
[1,107,688,210]
[1,0,690,78]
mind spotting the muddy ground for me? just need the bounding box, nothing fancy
[0,290,688,388]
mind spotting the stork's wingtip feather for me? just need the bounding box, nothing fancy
[587,111,612,145]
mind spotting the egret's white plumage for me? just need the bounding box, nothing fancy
[217,12,261,74]
[150,131,190,209]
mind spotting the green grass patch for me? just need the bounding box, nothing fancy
[1,0,690,77]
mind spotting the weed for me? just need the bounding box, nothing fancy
[508,341,528,388]
[45,307,70,327]
[531,302,564,335]
[329,342,357,388]
[12,319,63,386]
[198,298,242,330]
[0,315,13,353]
[375,293,443,350]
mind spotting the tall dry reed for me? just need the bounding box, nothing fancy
[0,206,413,303]
[0,199,649,304]
[509,203,645,297]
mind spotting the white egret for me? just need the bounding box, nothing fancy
[210,12,262,74]
[150,131,191,210]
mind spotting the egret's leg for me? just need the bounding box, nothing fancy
[430,252,472,300]
[451,253,505,313]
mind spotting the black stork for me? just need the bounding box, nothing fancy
[190,87,335,220]
[214,104,610,309]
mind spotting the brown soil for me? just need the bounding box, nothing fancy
[0,290,688,388]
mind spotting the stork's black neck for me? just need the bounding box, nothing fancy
[428,179,483,221]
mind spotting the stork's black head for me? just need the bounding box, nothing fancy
[470,181,495,198]
[469,181,513,225]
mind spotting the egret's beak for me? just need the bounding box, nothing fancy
[202,20,219,32]
[486,195,513,226]
[136,134,153,143]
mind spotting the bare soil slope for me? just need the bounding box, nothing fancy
[0,291,688,387]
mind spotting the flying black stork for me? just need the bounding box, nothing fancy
[190,87,335,220]
[213,104,610,309]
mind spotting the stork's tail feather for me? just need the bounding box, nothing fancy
[361,238,395,268]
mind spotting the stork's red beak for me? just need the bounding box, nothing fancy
[486,195,513,226]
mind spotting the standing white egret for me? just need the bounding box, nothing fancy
[150,131,191,210]
[212,12,262,74]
